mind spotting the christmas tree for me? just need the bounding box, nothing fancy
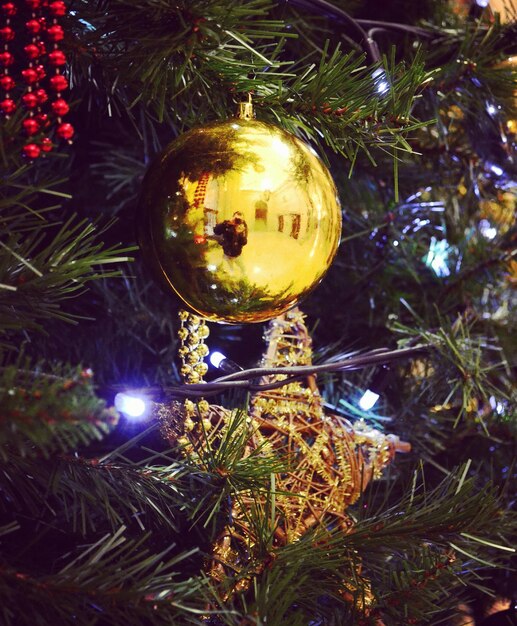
[1,1,516,624]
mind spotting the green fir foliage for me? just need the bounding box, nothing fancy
[0,0,516,624]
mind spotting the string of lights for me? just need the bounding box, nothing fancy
[114,345,427,409]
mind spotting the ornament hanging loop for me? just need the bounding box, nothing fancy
[238,94,254,120]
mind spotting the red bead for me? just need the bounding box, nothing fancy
[24,44,41,60]
[0,52,14,67]
[23,118,40,135]
[37,42,47,55]
[35,88,48,104]
[1,2,16,16]
[35,112,49,126]
[49,50,66,66]
[22,93,38,109]
[46,24,64,42]
[49,1,66,17]
[38,16,47,28]
[40,137,53,152]
[23,143,41,159]
[0,97,16,114]
[0,75,15,90]
[25,0,42,8]
[35,64,46,80]
[26,19,41,34]
[22,68,39,84]
[0,26,14,41]
[56,122,74,140]
[51,98,69,116]
[49,74,68,91]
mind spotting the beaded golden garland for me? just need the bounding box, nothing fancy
[177,309,210,384]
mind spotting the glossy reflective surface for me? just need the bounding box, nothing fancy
[139,119,341,323]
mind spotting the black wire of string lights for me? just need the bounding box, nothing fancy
[287,0,382,62]
[286,0,447,63]
[156,344,427,399]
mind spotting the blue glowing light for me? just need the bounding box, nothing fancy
[479,219,497,240]
[489,396,505,415]
[486,103,497,116]
[114,393,148,419]
[372,68,390,95]
[424,237,451,277]
[358,389,380,411]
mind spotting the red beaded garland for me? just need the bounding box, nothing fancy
[0,25,14,41]
[46,24,64,41]
[22,92,38,108]
[1,0,73,152]
[24,43,41,59]
[40,137,53,152]
[34,88,48,104]
[0,51,14,66]
[51,97,69,115]
[0,97,16,114]
[21,68,39,84]
[49,74,68,91]
[35,64,46,80]
[48,50,66,66]
[25,19,41,34]
[23,118,40,135]
[49,1,66,17]
[1,3,16,17]
[56,122,74,139]
[35,112,49,126]
[0,75,14,90]
[23,143,41,158]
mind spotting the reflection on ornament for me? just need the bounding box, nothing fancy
[158,308,410,615]
[138,115,341,323]
[488,0,516,22]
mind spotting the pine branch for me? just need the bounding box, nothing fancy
[213,465,515,625]
[253,45,433,164]
[0,166,69,222]
[0,454,195,535]
[0,361,117,459]
[71,1,433,166]
[173,409,287,536]
[72,0,290,123]
[347,465,515,553]
[0,214,134,338]
[0,527,213,626]
[391,313,513,425]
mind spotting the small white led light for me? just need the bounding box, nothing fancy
[372,68,389,95]
[479,219,497,240]
[114,393,147,419]
[209,351,226,368]
[358,389,380,411]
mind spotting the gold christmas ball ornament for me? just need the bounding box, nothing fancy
[138,107,341,323]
